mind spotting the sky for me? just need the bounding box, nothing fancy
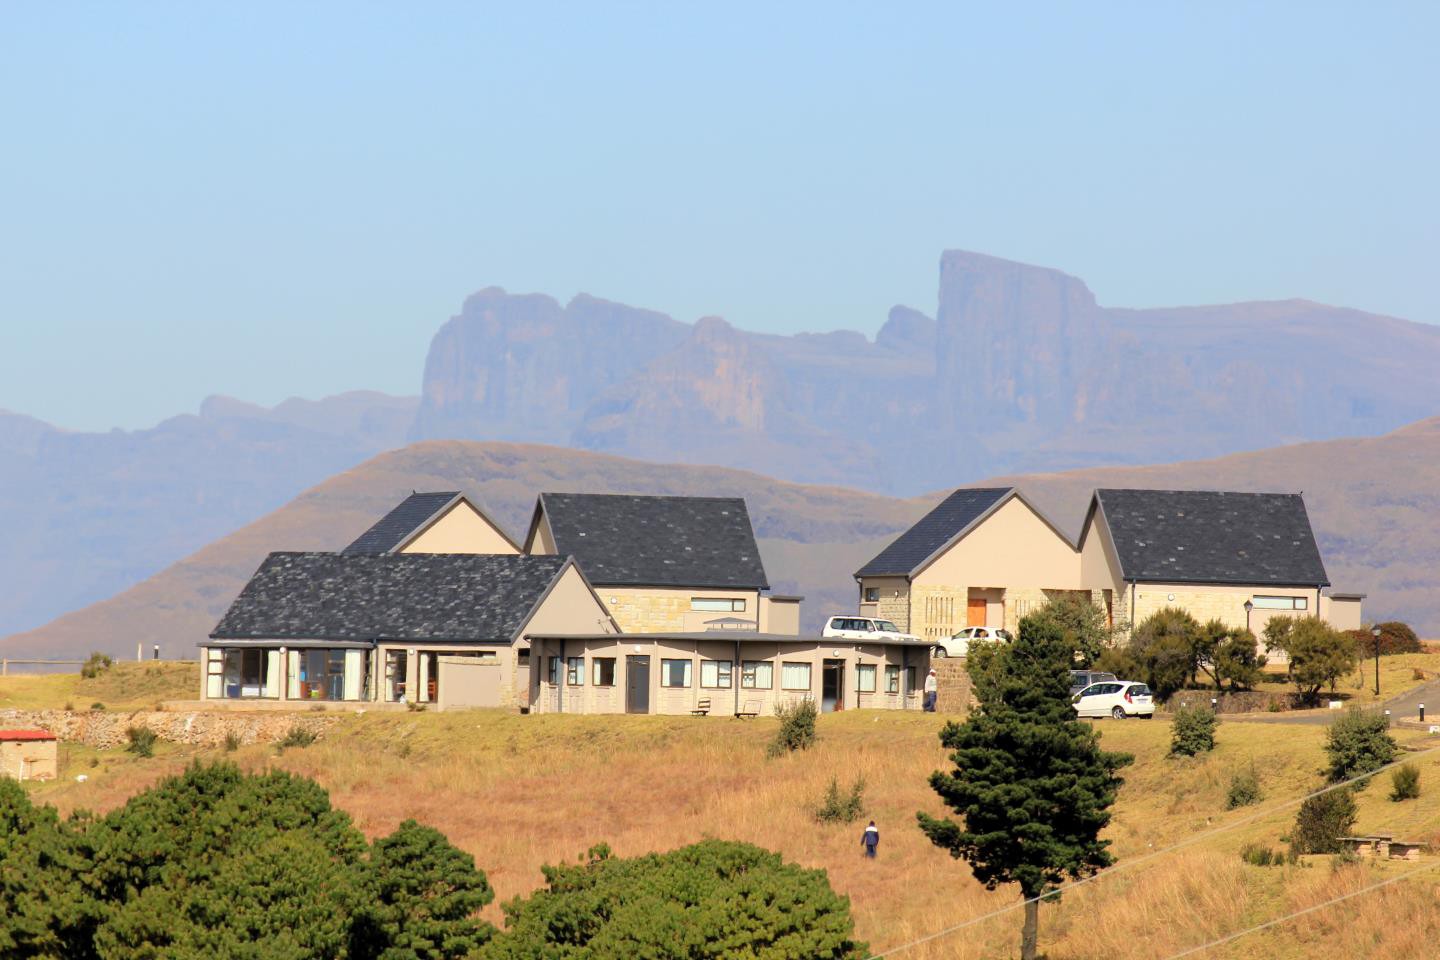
[2,2,1436,432]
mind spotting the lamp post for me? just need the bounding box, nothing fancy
[1243,600,1253,633]
[1371,625,1382,696]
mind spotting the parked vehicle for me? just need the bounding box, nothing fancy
[1072,680,1154,719]
[823,616,921,643]
[1068,669,1117,697]
[934,625,1013,659]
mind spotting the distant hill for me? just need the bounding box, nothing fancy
[6,417,1438,660]
[0,391,416,637]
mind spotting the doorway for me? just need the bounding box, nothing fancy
[822,659,845,713]
[967,597,988,627]
[626,655,651,714]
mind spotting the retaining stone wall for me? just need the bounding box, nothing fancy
[0,708,339,749]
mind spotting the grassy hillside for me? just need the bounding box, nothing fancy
[7,415,1440,659]
[24,707,1440,959]
[0,661,194,711]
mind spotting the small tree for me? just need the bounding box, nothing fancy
[918,614,1132,960]
[1389,763,1421,801]
[1264,617,1358,704]
[1030,595,1113,667]
[814,776,866,824]
[1324,709,1397,785]
[1169,705,1218,757]
[1128,608,1202,698]
[1226,768,1263,809]
[365,819,495,957]
[1347,621,1422,656]
[125,727,157,758]
[1195,620,1266,692]
[768,699,817,758]
[81,651,114,679]
[1290,789,1357,855]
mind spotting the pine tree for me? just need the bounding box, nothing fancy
[918,614,1132,960]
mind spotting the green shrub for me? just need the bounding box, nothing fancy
[1389,762,1421,801]
[1239,842,1292,867]
[1324,709,1397,785]
[223,731,242,752]
[89,702,105,712]
[278,727,317,750]
[1169,705,1218,757]
[125,726,157,758]
[1264,617,1358,704]
[80,651,114,679]
[768,699,818,758]
[1290,788,1357,855]
[814,776,866,823]
[1226,768,1263,809]
[1347,621,1422,656]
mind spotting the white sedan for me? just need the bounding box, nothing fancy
[933,626,1012,659]
[1072,681,1154,719]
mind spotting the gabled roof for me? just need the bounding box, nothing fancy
[341,492,519,555]
[1088,489,1330,587]
[527,493,769,590]
[856,487,1043,578]
[211,552,587,642]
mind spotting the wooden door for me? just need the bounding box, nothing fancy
[968,598,987,627]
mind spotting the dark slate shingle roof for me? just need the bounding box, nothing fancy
[1096,489,1329,586]
[341,492,461,554]
[538,493,769,589]
[856,488,1013,577]
[212,552,572,641]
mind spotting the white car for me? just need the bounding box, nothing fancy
[933,626,1013,659]
[823,616,920,643]
[1072,680,1154,719]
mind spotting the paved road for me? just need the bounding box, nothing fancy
[1229,678,1440,727]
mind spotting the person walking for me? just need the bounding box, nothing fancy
[923,668,938,712]
[861,821,879,858]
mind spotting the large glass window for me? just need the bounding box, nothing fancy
[298,649,347,701]
[547,656,562,685]
[661,659,693,688]
[700,660,733,688]
[856,663,877,693]
[741,660,773,689]
[781,662,812,691]
[691,598,746,612]
[567,657,585,685]
[221,649,269,698]
[1253,595,1307,610]
[384,650,407,702]
[593,658,616,686]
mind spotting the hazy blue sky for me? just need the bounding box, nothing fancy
[3,2,1436,431]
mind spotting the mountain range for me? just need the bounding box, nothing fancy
[4,249,1439,643]
[5,414,1438,661]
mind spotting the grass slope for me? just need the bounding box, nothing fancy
[0,662,195,711]
[24,706,1440,960]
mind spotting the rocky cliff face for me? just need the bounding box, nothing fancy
[411,251,1440,493]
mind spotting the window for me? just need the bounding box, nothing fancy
[566,657,584,685]
[856,663,877,693]
[781,661,812,690]
[221,648,270,698]
[700,659,733,688]
[1253,595,1307,610]
[661,659,693,688]
[384,650,407,702]
[547,656,562,685]
[592,657,616,686]
[904,666,917,694]
[864,587,880,603]
[885,665,900,693]
[691,598,746,612]
[742,660,773,689]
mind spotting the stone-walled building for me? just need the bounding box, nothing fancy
[1,728,57,781]
[857,486,1360,644]
[524,492,801,635]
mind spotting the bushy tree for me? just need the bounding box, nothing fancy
[0,780,103,959]
[1169,705,1218,757]
[1030,595,1113,667]
[364,819,495,959]
[1290,789,1357,856]
[1265,617,1358,704]
[1347,621,1423,656]
[918,613,1132,960]
[1195,620,1265,692]
[768,699,817,758]
[481,840,864,959]
[1103,608,1201,699]
[1389,763,1421,801]
[1324,709,1397,785]
[1226,768,1263,809]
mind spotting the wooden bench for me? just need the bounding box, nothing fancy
[736,699,762,718]
[691,698,711,716]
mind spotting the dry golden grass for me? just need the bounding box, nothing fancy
[0,661,195,711]
[28,709,1440,959]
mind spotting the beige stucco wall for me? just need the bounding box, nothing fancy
[522,565,617,636]
[1079,513,1125,593]
[528,636,930,716]
[915,497,1082,590]
[758,597,801,635]
[527,514,559,555]
[399,501,519,555]
[1,738,58,781]
[1130,583,1322,634]
[1320,596,1364,632]
[593,586,761,634]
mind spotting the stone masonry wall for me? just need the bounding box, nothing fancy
[932,659,974,714]
[0,708,339,750]
[912,585,965,641]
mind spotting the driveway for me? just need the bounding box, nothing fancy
[1227,678,1440,727]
